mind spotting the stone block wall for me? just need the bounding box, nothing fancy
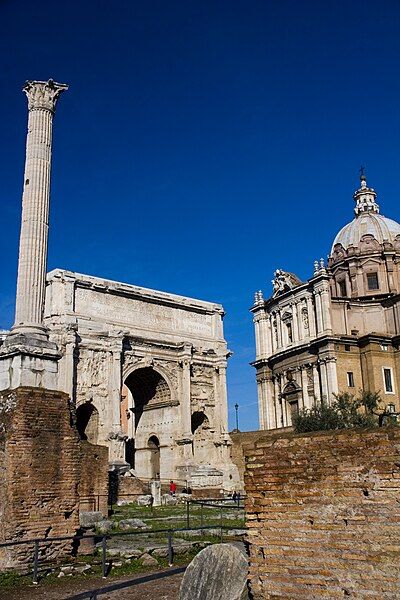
[0,387,109,570]
[244,428,400,599]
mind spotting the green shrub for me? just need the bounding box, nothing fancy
[293,390,381,433]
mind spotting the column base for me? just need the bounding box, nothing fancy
[5,324,57,350]
[0,337,61,392]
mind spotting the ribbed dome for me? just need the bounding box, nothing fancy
[331,175,400,252]
[332,212,400,251]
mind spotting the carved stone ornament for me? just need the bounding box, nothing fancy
[107,429,128,442]
[23,79,69,113]
[301,307,309,329]
[272,269,302,297]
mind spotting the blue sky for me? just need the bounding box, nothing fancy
[1,1,400,430]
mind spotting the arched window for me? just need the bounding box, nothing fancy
[148,435,160,479]
[76,402,99,444]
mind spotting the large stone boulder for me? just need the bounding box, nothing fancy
[118,518,147,530]
[95,520,114,534]
[161,493,178,506]
[79,511,104,528]
[136,495,152,506]
[179,543,249,600]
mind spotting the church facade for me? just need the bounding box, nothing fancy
[252,175,400,429]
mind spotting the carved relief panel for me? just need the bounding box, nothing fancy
[76,348,110,403]
[190,364,215,410]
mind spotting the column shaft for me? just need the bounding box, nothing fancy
[10,79,68,342]
[181,359,192,437]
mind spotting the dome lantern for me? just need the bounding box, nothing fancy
[331,173,400,254]
[353,171,379,216]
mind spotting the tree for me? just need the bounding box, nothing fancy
[293,390,383,434]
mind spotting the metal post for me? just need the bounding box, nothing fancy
[168,531,173,566]
[220,504,223,542]
[235,403,239,431]
[200,503,204,537]
[101,536,107,578]
[33,540,39,584]
[186,501,190,529]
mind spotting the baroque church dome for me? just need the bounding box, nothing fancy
[331,175,400,252]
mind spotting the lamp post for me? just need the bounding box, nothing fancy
[234,403,239,432]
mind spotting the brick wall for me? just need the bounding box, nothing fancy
[118,474,149,501]
[79,441,109,514]
[0,387,109,570]
[244,428,400,599]
[230,430,291,488]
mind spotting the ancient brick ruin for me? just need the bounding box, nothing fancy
[0,387,108,569]
[244,428,400,599]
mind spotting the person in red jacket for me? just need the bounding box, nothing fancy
[169,480,177,495]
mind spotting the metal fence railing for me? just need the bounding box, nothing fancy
[0,523,246,586]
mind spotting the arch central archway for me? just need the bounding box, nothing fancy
[123,366,172,479]
[125,367,171,431]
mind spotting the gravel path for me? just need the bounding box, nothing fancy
[0,567,185,600]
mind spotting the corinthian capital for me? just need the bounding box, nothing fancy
[23,79,68,112]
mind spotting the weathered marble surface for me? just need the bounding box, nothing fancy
[179,543,249,600]
[43,269,240,489]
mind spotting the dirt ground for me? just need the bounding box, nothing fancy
[0,567,185,600]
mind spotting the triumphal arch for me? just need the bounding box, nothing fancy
[44,269,235,488]
[0,79,239,496]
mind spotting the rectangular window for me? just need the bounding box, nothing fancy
[338,280,347,297]
[347,372,355,387]
[286,321,293,343]
[383,368,394,393]
[367,272,379,290]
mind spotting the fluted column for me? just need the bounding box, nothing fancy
[314,292,323,334]
[181,356,192,438]
[306,295,316,338]
[292,303,299,342]
[276,311,283,348]
[301,367,310,409]
[312,363,321,404]
[11,80,68,342]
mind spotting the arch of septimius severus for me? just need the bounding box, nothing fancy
[0,79,240,492]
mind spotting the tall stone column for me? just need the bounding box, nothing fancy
[218,363,229,434]
[10,80,68,344]
[301,366,310,409]
[108,337,128,467]
[181,356,192,438]
[312,363,321,404]
[306,295,316,338]
[314,292,323,334]
[292,303,299,342]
